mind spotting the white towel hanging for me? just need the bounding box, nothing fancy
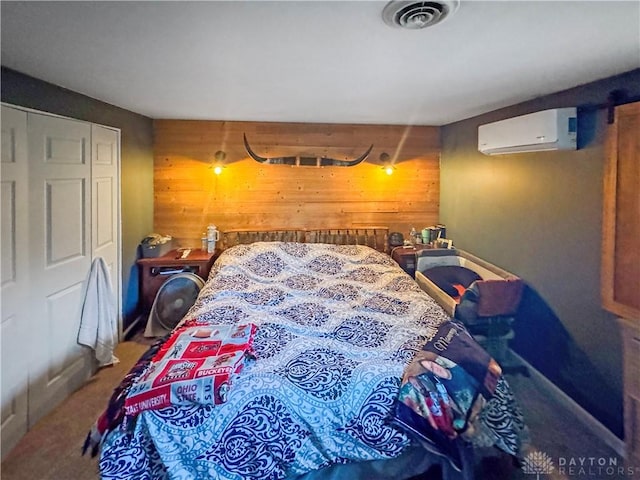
[77,257,119,367]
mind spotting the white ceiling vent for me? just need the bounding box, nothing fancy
[382,1,460,30]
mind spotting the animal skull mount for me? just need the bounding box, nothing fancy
[243,134,373,167]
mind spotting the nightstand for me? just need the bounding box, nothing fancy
[391,244,434,277]
[137,248,218,313]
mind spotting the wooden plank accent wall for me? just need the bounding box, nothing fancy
[154,120,441,247]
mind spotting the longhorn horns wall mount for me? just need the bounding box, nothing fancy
[243,134,373,167]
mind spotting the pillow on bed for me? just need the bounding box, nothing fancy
[420,266,483,298]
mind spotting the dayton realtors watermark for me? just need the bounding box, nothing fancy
[558,456,638,477]
[523,450,640,478]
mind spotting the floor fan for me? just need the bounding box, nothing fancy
[144,273,205,337]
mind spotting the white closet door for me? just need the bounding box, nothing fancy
[91,125,121,333]
[0,106,30,457]
[26,113,93,426]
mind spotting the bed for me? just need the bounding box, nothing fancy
[95,228,525,480]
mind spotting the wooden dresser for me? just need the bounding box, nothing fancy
[619,318,640,467]
[601,102,639,466]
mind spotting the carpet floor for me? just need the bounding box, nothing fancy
[1,341,148,480]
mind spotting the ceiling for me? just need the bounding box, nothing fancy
[1,1,639,126]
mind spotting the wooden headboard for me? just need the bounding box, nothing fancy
[220,227,389,254]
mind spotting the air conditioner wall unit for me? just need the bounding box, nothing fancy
[478,107,577,155]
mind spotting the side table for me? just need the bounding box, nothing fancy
[137,248,218,314]
[390,244,434,277]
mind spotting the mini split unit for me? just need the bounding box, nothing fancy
[478,108,578,155]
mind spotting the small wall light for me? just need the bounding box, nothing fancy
[212,150,227,175]
[379,152,395,175]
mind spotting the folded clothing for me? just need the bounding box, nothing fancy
[124,323,256,416]
[83,323,257,457]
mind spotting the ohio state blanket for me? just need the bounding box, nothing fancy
[124,323,256,415]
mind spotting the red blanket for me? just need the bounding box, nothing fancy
[124,323,256,415]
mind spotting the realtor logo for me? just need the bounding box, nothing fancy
[523,450,555,479]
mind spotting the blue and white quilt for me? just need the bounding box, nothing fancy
[100,242,523,480]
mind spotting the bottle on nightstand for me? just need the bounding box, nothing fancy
[206,224,220,253]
